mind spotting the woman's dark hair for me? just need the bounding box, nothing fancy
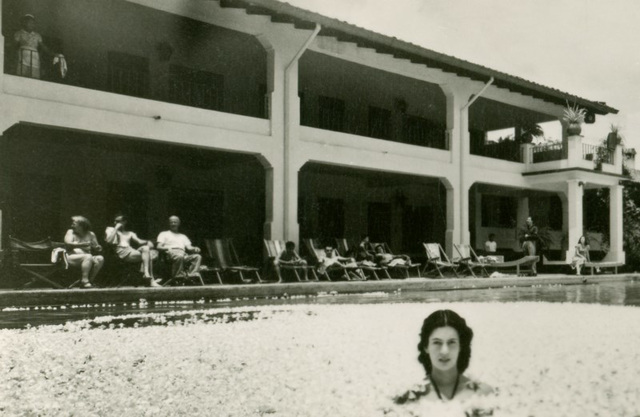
[417,309,474,376]
[578,235,589,245]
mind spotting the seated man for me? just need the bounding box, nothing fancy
[276,241,308,281]
[318,246,362,280]
[156,216,202,281]
[484,233,497,254]
[105,214,160,287]
[374,244,411,267]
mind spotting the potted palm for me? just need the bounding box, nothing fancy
[518,121,544,144]
[607,124,623,150]
[563,103,587,136]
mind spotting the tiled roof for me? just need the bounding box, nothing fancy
[219,0,618,115]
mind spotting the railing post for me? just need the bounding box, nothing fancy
[566,135,583,167]
[521,143,533,165]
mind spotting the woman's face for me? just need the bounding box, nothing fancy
[579,236,585,245]
[426,326,460,373]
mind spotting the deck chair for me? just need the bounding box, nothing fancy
[303,238,367,281]
[369,242,421,278]
[336,238,391,280]
[9,236,76,289]
[422,243,459,278]
[454,244,489,278]
[205,239,264,284]
[264,240,318,282]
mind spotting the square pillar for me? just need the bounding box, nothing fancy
[604,184,625,263]
[566,135,584,167]
[516,196,530,251]
[564,180,583,261]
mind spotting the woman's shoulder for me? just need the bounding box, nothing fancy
[393,381,433,404]
[461,375,494,395]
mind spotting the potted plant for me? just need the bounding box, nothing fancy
[607,124,623,150]
[562,103,587,136]
[518,120,544,144]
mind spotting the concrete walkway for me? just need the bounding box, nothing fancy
[0,273,637,307]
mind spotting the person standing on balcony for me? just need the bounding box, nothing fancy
[522,216,538,276]
[14,14,62,79]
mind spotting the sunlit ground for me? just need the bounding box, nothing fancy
[1,302,639,416]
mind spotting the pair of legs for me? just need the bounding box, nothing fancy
[166,249,202,279]
[117,246,157,278]
[522,241,537,275]
[275,260,309,281]
[67,254,104,286]
[572,256,587,275]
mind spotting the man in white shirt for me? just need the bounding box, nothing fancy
[156,216,202,280]
[484,233,497,254]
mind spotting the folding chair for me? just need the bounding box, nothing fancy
[264,240,318,282]
[303,238,366,281]
[337,238,390,280]
[369,242,421,278]
[9,236,76,289]
[205,239,264,284]
[422,243,459,278]
[454,244,489,278]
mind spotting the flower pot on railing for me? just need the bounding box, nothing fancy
[566,123,582,136]
[607,132,620,150]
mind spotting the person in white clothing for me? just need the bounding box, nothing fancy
[105,214,159,287]
[484,234,497,254]
[156,216,202,280]
[14,14,62,79]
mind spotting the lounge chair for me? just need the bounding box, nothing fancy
[336,238,391,280]
[264,239,318,282]
[9,236,77,289]
[484,255,539,276]
[454,244,489,278]
[422,243,459,278]
[583,261,623,275]
[204,239,263,284]
[370,242,421,278]
[303,239,366,281]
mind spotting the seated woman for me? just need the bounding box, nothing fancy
[395,310,493,405]
[373,244,411,267]
[105,214,160,287]
[64,216,104,288]
[570,235,591,276]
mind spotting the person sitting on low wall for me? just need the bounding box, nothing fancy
[64,216,104,288]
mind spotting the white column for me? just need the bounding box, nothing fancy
[605,184,625,263]
[441,86,471,255]
[564,180,583,261]
[566,135,583,167]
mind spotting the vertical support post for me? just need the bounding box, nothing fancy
[605,184,625,263]
[444,182,456,257]
[516,196,530,251]
[566,135,583,167]
[564,180,583,261]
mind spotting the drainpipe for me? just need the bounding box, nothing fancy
[458,77,494,244]
[283,23,321,239]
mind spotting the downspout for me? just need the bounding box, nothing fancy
[458,77,494,244]
[283,23,321,239]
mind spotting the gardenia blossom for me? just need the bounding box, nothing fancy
[0,302,639,416]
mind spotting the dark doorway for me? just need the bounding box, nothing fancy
[9,173,62,241]
[368,202,392,243]
[169,188,223,246]
[317,197,344,239]
[402,205,432,252]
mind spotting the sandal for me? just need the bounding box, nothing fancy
[80,281,93,289]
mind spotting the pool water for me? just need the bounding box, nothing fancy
[1,280,639,329]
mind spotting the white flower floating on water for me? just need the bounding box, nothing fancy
[1,302,639,416]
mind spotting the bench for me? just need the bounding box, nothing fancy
[584,262,623,275]
[484,255,539,276]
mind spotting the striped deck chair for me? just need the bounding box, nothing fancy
[264,240,318,282]
[303,239,365,281]
[422,243,459,278]
[204,239,263,284]
[369,242,421,278]
[454,244,489,278]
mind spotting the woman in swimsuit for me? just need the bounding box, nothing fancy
[64,216,104,288]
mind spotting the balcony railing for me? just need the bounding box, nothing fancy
[583,144,613,165]
[530,143,564,163]
[471,140,522,163]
